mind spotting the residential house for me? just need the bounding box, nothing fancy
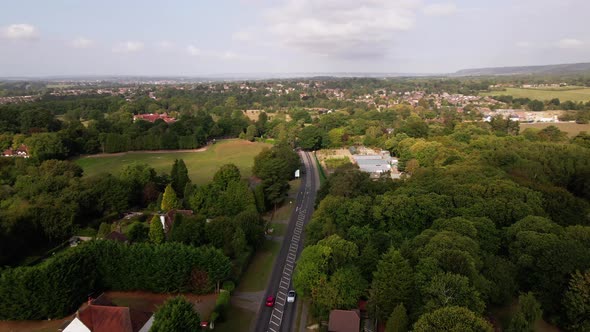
[155,209,194,234]
[60,295,153,332]
[328,309,361,332]
[2,144,30,158]
[133,113,176,124]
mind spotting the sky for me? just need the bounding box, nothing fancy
[1,0,589,76]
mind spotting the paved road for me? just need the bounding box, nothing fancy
[253,151,319,332]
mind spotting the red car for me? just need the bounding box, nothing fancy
[265,296,275,307]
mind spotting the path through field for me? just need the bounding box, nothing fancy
[75,139,271,185]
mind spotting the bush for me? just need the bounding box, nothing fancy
[222,281,236,293]
[213,290,231,322]
[150,296,200,332]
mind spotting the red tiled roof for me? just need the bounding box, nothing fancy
[16,144,29,154]
[163,210,194,233]
[133,113,176,124]
[77,297,152,332]
[79,305,134,332]
[328,310,360,332]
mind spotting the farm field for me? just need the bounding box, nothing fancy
[75,139,271,185]
[482,87,590,102]
[520,122,590,137]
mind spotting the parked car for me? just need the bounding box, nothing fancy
[265,295,275,307]
[287,290,296,303]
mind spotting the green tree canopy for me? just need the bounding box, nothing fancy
[213,164,241,190]
[25,132,68,160]
[126,221,148,243]
[563,270,590,331]
[413,306,493,332]
[369,249,414,321]
[171,159,190,197]
[298,125,330,151]
[161,184,181,211]
[385,303,408,332]
[150,296,201,332]
[423,272,485,314]
[149,215,165,244]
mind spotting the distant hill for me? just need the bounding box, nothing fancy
[453,62,590,76]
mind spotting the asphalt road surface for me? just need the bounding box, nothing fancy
[253,151,319,332]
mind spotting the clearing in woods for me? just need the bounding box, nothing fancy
[75,139,272,185]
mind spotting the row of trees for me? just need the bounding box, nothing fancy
[492,94,590,113]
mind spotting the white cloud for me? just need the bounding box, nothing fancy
[70,37,94,48]
[113,41,144,53]
[156,41,175,50]
[187,45,202,56]
[557,38,583,49]
[2,24,38,40]
[264,0,420,58]
[222,51,239,60]
[516,41,532,48]
[423,3,457,16]
[232,31,253,42]
[186,45,262,61]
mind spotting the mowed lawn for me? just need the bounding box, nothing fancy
[75,139,271,185]
[481,87,590,102]
[520,122,590,137]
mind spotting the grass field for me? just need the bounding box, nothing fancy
[75,139,271,185]
[520,122,590,137]
[482,87,590,102]
[214,305,254,332]
[236,239,281,292]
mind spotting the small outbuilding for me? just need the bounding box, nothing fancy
[328,309,361,332]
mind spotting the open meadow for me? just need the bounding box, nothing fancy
[75,139,272,185]
[482,87,590,102]
[520,122,590,137]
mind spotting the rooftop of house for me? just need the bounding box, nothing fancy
[153,209,194,233]
[63,295,152,332]
[133,113,176,124]
[3,144,29,157]
[328,309,361,332]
